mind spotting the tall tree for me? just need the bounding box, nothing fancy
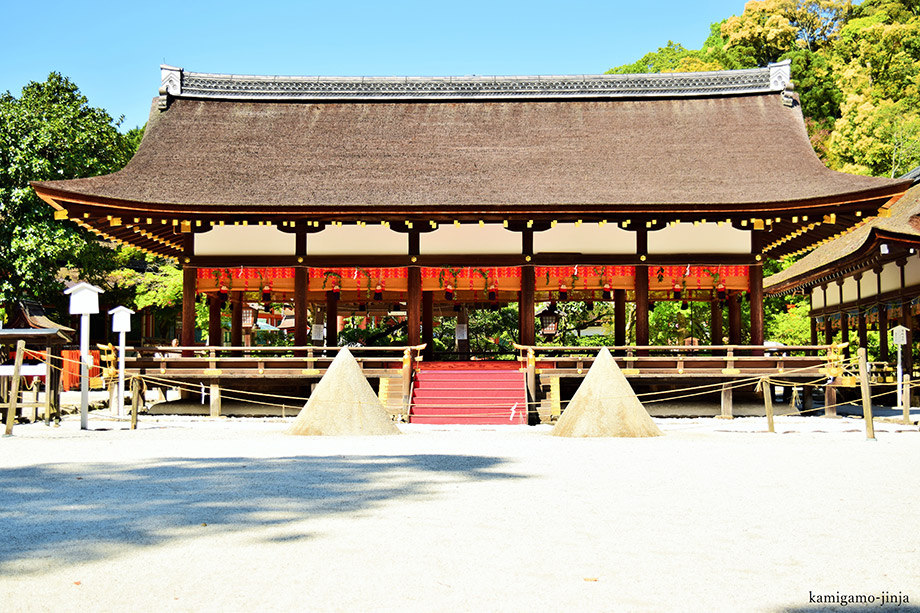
[0,73,136,314]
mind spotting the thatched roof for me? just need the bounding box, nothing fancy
[33,64,908,215]
[765,181,920,294]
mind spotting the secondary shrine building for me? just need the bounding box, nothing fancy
[32,62,913,351]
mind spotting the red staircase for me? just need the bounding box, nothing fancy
[409,362,528,425]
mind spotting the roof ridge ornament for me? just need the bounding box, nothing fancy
[165,65,787,103]
[159,65,183,111]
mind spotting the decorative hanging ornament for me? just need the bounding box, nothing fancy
[374,283,383,301]
[602,282,612,301]
[445,284,454,301]
[488,283,497,302]
[559,283,568,301]
[672,282,682,300]
[262,284,271,303]
[716,282,727,301]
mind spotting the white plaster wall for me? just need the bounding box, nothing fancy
[811,287,824,310]
[647,223,749,254]
[860,272,878,300]
[904,256,920,287]
[824,286,839,307]
[842,277,859,304]
[880,261,901,294]
[534,223,635,254]
[195,226,295,256]
[309,225,406,255]
[421,225,520,255]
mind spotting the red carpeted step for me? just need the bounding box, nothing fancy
[410,365,528,425]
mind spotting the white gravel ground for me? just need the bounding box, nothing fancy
[1,413,918,612]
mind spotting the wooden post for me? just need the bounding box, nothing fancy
[208,295,222,346]
[325,290,339,347]
[408,267,422,347]
[879,304,889,362]
[230,294,243,349]
[858,347,875,440]
[43,343,52,424]
[181,267,196,353]
[824,384,837,417]
[720,381,733,419]
[762,379,775,433]
[402,348,413,415]
[130,376,139,430]
[749,264,764,352]
[520,266,535,347]
[209,379,221,418]
[526,348,536,409]
[711,299,723,347]
[802,384,814,415]
[635,265,649,353]
[294,267,309,348]
[614,289,626,350]
[902,374,911,425]
[4,340,25,436]
[456,306,470,359]
[728,295,742,346]
[422,291,434,361]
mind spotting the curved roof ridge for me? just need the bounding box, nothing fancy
[158,61,793,105]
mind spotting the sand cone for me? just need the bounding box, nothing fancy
[551,347,662,438]
[288,347,401,436]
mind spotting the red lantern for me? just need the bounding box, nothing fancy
[716,282,726,301]
[602,282,612,300]
[488,283,497,302]
[374,283,383,301]
[559,283,568,301]
[445,284,454,301]
[672,282,682,300]
[261,284,271,303]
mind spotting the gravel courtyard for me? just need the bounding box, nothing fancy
[1,414,917,612]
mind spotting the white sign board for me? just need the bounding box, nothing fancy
[455,323,468,340]
[892,325,909,346]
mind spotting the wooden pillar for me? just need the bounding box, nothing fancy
[520,266,535,346]
[208,296,222,346]
[326,291,338,347]
[720,381,733,419]
[879,303,889,362]
[422,291,434,361]
[824,312,834,346]
[230,294,243,348]
[635,265,649,351]
[810,315,818,345]
[181,267,196,352]
[728,295,742,346]
[749,264,764,352]
[312,308,325,348]
[710,299,723,346]
[612,289,626,350]
[837,280,850,359]
[294,267,309,348]
[408,267,421,346]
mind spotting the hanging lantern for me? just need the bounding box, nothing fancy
[330,284,341,301]
[488,283,497,302]
[218,284,229,307]
[716,282,727,301]
[559,283,568,301]
[672,282,682,300]
[602,282,612,301]
[374,283,383,301]
[261,284,271,303]
[445,284,454,301]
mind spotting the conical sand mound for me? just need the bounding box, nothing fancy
[288,348,401,436]
[551,347,662,438]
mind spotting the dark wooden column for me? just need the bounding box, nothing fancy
[230,294,243,348]
[614,289,626,349]
[520,266,535,346]
[208,296,222,346]
[294,268,309,348]
[635,266,649,351]
[422,291,434,361]
[879,304,890,362]
[728,295,742,346]
[408,267,422,346]
[325,291,338,346]
[837,280,850,359]
[749,264,764,351]
[181,267,196,351]
[810,316,818,346]
[710,298,723,346]
[856,273,868,351]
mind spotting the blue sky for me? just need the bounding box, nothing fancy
[2,1,747,131]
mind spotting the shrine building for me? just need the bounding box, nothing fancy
[31,62,914,355]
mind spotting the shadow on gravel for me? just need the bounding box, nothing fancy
[0,454,518,573]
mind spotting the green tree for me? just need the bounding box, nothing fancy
[0,73,136,313]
